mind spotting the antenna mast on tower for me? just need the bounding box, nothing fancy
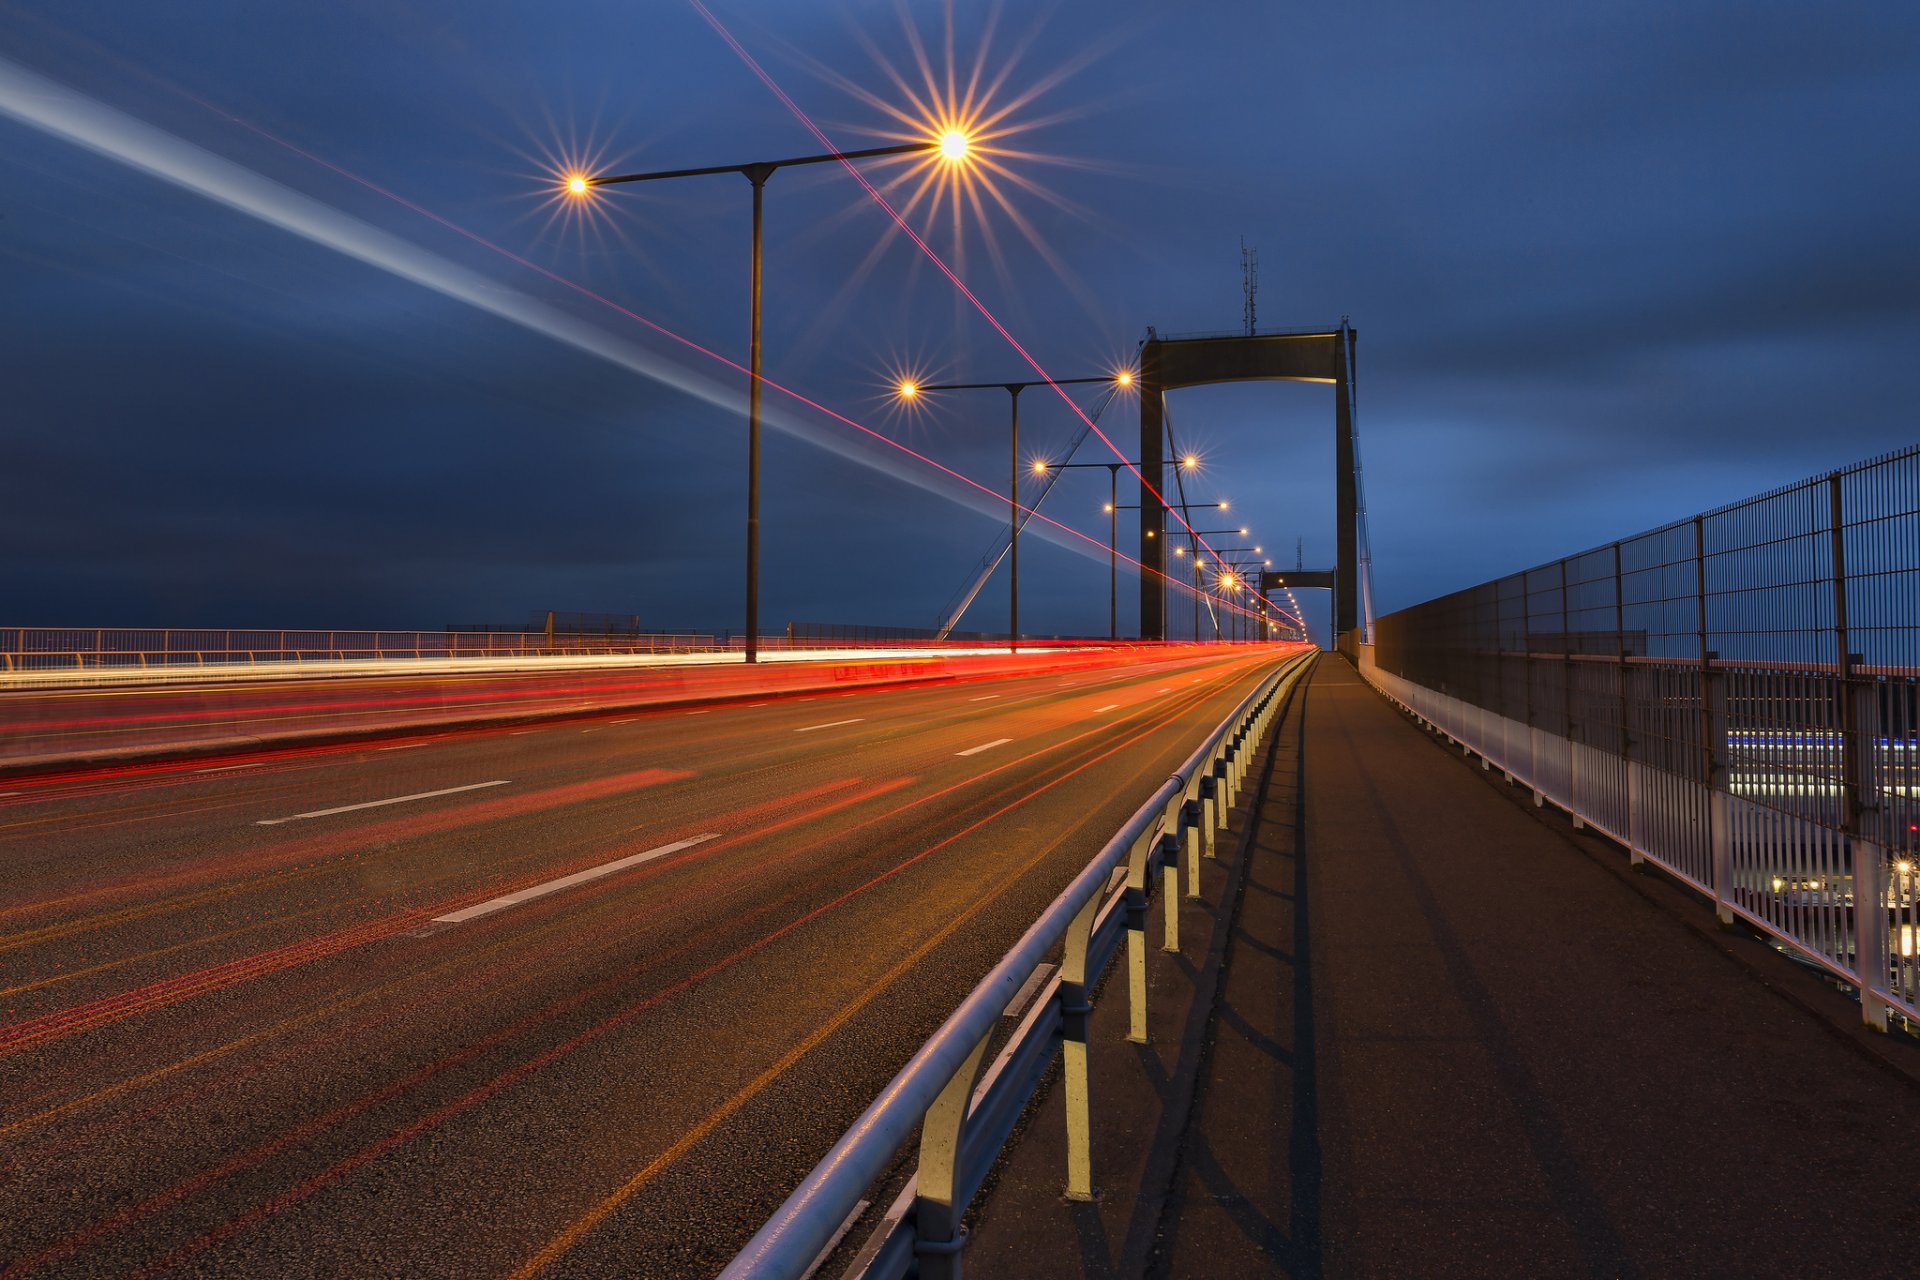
[1240,237,1258,335]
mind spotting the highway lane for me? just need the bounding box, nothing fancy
[0,646,1299,1278]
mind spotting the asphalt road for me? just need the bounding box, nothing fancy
[0,646,1292,1278]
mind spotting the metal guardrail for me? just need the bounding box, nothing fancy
[0,628,1140,673]
[1363,443,1920,1032]
[721,648,1317,1280]
[0,627,721,672]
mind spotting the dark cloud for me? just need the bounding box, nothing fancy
[1,0,1915,641]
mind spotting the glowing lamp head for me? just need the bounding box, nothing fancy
[1217,500,1229,510]
[1103,502,1114,513]
[898,381,919,400]
[1182,454,1198,470]
[565,174,591,197]
[1115,370,1133,387]
[938,129,971,161]
[1032,459,1049,474]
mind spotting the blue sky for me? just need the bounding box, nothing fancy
[2,1,1915,642]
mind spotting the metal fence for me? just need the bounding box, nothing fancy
[0,628,722,672]
[1364,443,1920,1028]
[721,649,1316,1280]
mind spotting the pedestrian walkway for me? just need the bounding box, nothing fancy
[966,658,1920,1278]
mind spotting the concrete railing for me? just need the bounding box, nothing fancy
[720,648,1318,1280]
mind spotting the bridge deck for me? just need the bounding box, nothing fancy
[967,658,1920,1277]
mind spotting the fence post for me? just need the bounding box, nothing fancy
[1059,891,1100,1200]
[1829,474,1888,1031]
[1615,542,1643,866]
[1561,559,1583,828]
[912,1029,992,1278]
[1693,516,1735,925]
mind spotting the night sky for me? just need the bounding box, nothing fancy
[3,1,1915,644]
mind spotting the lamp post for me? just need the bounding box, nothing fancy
[899,372,1130,650]
[1032,452,1197,641]
[1218,555,1275,642]
[1122,499,1229,640]
[1219,553,1274,643]
[1175,528,1254,641]
[567,134,967,662]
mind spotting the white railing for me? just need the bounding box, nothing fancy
[1357,644,1916,1031]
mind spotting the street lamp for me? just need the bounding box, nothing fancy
[567,134,969,662]
[899,371,1130,649]
[1030,452,1197,641]
[1176,532,1261,642]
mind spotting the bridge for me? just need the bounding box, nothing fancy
[0,8,1911,1274]
[3,445,1917,1278]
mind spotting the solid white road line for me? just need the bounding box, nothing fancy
[432,834,720,924]
[957,738,1013,757]
[795,718,864,733]
[747,702,769,708]
[377,742,428,751]
[196,763,258,773]
[509,730,536,735]
[1155,687,1171,693]
[968,694,1000,702]
[255,780,509,826]
[685,709,711,715]
[1094,704,1121,713]
[611,718,638,724]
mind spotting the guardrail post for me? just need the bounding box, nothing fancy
[1159,828,1182,954]
[1183,795,1204,898]
[913,1030,993,1278]
[1126,830,1152,1044]
[1199,775,1218,859]
[1060,892,1100,1201]
[1213,755,1230,832]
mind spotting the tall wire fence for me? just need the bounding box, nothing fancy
[1364,444,1920,1028]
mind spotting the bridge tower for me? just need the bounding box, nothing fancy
[1137,323,1359,644]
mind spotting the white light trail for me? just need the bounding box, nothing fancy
[0,57,1094,548]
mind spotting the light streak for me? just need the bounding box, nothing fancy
[0,56,1228,616]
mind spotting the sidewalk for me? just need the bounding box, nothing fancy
[966,659,1920,1278]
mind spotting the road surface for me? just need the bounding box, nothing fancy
[0,646,1290,1278]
